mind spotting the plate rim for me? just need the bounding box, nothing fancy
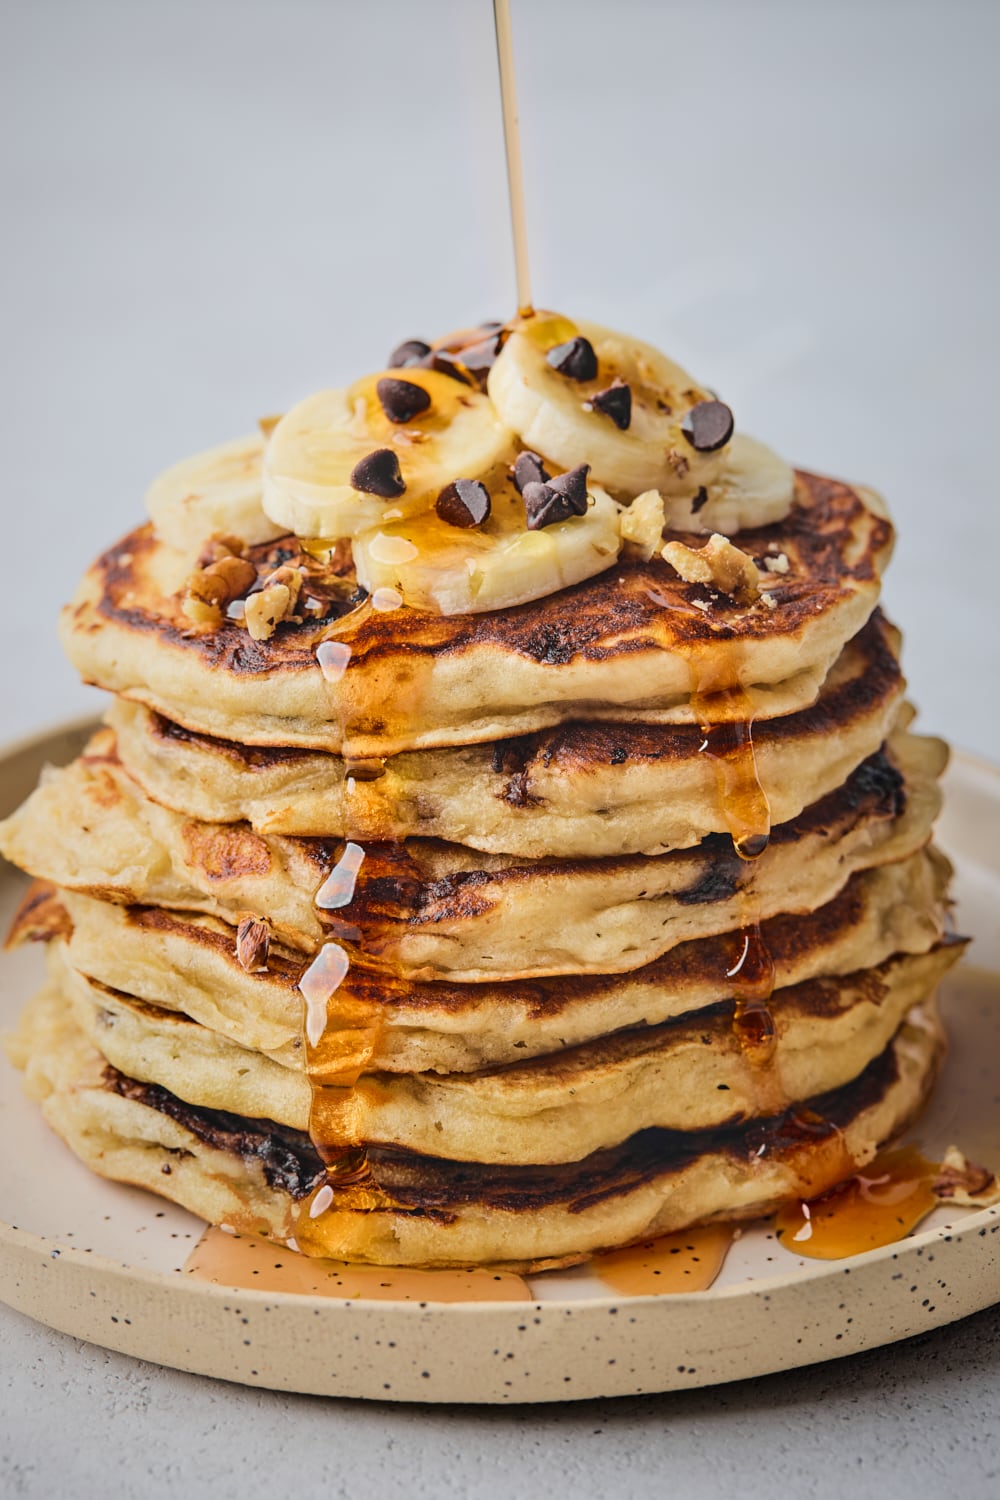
[1,717,1000,1404]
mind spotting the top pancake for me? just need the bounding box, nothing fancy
[61,470,893,758]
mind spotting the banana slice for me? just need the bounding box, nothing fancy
[352,475,622,614]
[487,314,717,499]
[262,370,515,540]
[145,434,285,558]
[661,433,795,535]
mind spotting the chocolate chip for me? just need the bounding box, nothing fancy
[350,448,405,498]
[436,479,492,528]
[681,400,734,452]
[522,464,590,529]
[546,336,598,382]
[432,330,503,389]
[512,450,550,494]
[547,463,591,512]
[691,486,709,514]
[375,377,431,424]
[590,379,631,430]
[388,339,432,368]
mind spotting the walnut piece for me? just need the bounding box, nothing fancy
[933,1146,1000,1207]
[182,543,257,630]
[244,565,304,641]
[662,532,762,600]
[620,489,666,561]
[236,913,271,973]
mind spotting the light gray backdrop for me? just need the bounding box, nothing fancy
[2,2,999,1497]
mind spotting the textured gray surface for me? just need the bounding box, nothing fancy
[1,0,999,1493]
[2,1300,1000,1499]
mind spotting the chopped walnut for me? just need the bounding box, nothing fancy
[933,1146,1000,1207]
[182,547,257,630]
[196,533,249,569]
[244,565,304,641]
[236,913,271,973]
[662,532,762,600]
[620,490,666,561]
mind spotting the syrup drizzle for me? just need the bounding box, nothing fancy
[691,670,777,1070]
[775,1145,941,1260]
[185,1226,530,1301]
[593,1223,734,1296]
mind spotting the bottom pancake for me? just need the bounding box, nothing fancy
[10,983,943,1270]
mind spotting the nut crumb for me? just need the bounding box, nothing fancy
[662,533,761,600]
[763,552,789,574]
[182,547,257,630]
[244,565,304,641]
[236,913,271,973]
[620,490,666,560]
[933,1146,1000,1206]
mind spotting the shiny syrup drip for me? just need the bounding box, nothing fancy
[593,1223,734,1296]
[775,1145,941,1260]
[185,1226,530,1301]
[693,679,777,1067]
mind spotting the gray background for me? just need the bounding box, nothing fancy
[2,1,999,1495]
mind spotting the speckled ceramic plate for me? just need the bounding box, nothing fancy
[1,719,998,1404]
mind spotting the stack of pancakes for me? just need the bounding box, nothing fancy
[0,322,960,1271]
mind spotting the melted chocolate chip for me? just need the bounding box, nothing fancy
[681,400,734,452]
[376,377,431,424]
[691,486,709,514]
[591,378,632,430]
[547,464,591,511]
[388,338,432,368]
[432,329,503,389]
[546,336,598,382]
[512,450,551,494]
[436,478,492,528]
[522,464,591,529]
[350,448,406,498]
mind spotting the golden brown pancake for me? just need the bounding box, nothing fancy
[9,982,942,1270]
[51,937,962,1164]
[0,729,945,979]
[60,471,893,757]
[17,845,944,1073]
[108,610,906,858]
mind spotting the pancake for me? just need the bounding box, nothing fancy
[49,937,962,1164]
[10,982,942,1270]
[16,846,945,1073]
[0,729,945,979]
[108,610,906,858]
[60,470,893,758]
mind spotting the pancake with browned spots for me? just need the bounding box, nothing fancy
[108,610,906,858]
[25,846,947,1074]
[8,982,943,1269]
[50,934,962,1163]
[0,727,945,980]
[60,471,893,758]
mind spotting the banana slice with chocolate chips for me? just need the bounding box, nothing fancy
[262,369,516,540]
[488,313,794,529]
[353,466,622,614]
